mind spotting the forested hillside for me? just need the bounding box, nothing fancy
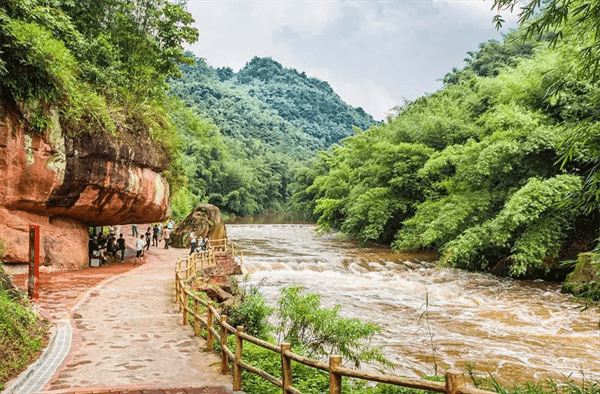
[292,24,600,279]
[168,55,379,218]
[217,57,377,147]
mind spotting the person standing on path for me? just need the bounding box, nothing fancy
[189,232,197,255]
[152,224,159,246]
[145,227,152,250]
[132,224,138,236]
[135,235,145,266]
[163,227,170,249]
[117,234,126,262]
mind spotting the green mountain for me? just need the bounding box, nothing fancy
[217,56,378,147]
[168,55,379,218]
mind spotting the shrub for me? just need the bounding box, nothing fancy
[275,285,389,369]
[0,266,48,390]
[225,286,274,340]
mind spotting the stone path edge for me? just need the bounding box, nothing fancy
[31,385,245,394]
[4,267,139,394]
[4,323,58,394]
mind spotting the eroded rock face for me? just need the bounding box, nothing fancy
[171,204,227,248]
[0,101,170,269]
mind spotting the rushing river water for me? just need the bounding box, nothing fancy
[227,224,600,384]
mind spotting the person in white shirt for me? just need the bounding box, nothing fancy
[189,232,197,255]
[135,235,146,266]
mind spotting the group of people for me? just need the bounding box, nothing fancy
[89,221,211,266]
[88,230,126,266]
[89,220,175,267]
[133,220,175,264]
[189,232,209,255]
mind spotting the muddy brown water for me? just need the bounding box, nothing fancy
[227,224,600,384]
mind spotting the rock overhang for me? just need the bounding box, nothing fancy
[0,101,171,268]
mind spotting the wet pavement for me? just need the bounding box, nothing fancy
[7,227,237,394]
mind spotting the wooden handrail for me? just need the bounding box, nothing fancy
[174,240,498,394]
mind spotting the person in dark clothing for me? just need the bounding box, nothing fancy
[132,225,138,236]
[117,234,126,262]
[145,227,152,250]
[106,235,117,262]
[152,224,159,246]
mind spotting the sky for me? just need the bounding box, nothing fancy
[185,0,519,121]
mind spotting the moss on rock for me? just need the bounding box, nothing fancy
[562,252,600,300]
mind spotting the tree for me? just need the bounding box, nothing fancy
[491,0,600,78]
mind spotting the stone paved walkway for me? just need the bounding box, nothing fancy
[7,226,236,394]
[36,387,232,394]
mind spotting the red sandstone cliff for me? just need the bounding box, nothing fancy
[0,102,170,270]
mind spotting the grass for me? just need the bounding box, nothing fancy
[0,267,49,391]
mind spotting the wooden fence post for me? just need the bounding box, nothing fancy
[175,271,179,303]
[329,355,342,394]
[233,326,244,391]
[182,291,189,326]
[445,370,465,394]
[207,301,214,351]
[177,277,182,312]
[193,297,200,336]
[220,315,228,374]
[281,343,292,394]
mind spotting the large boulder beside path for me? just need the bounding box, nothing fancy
[170,204,227,248]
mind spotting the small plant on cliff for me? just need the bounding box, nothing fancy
[0,239,6,262]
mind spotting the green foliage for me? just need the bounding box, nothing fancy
[0,0,197,177]
[492,0,600,81]
[238,335,441,394]
[225,287,274,339]
[236,339,330,394]
[169,54,379,217]
[229,56,379,146]
[0,268,48,390]
[472,374,600,394]
[295,25,599,279]
[275,285,388,369]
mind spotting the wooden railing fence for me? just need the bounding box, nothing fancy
[175,243,496,394]
[207,238,244,265]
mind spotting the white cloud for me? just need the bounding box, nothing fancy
[184,0,519,120]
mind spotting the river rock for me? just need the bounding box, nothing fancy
[194,284,233,303]
[0,100,170,270]
[206,275,234,294]
[562,252,600,296]
[170,204,227,248]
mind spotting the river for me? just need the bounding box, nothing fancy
[226,224,600,384]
